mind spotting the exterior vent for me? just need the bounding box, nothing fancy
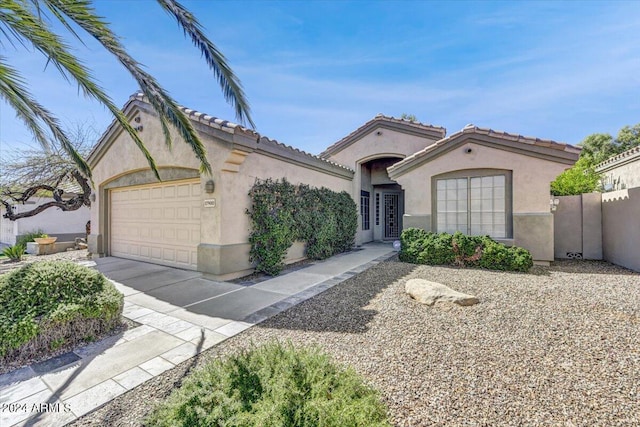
[566,252,583,260]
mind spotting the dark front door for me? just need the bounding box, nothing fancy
[384,193,400,239]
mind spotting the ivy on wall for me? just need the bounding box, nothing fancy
[247,178,357,276]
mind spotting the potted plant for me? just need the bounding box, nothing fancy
[34,234,57,245]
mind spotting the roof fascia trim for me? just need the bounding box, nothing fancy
[389,133,579,179]
[320,119,446,158]
[257,140,354,180]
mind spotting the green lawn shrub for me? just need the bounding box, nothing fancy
[399,228,533,272]
[247,178,357,275]
[0,261,123,362]
[146,341,391,427]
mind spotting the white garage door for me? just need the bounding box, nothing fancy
[110,179,201,270]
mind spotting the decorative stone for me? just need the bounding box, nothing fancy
[405,279,479,306]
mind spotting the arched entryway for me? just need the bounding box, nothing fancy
[358,156,405,242]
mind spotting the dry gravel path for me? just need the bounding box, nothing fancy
[0,249,89,275]
[69,258,639,427]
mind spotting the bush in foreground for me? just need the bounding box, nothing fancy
[399,228,533,272]
[0,261,123,363]
[146,341,391,427]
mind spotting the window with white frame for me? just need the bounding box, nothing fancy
[435,171,510,239]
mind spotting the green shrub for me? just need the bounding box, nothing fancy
[15,230,47,247]
[146,341,391,427]
[0,261,123,360]
[399,228,533,272]
[2,244,25,262]
[247,179,357,275]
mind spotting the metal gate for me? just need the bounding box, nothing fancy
[384,193,399,239]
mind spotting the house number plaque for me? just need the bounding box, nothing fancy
[203,199,216,208]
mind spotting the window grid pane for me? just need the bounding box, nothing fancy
[436,178,468,234]
[360,191,370,231]
[437,174,507,239]
[469,176,506,238]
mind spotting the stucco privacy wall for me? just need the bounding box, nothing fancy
[88,95,353,278]
[388,130,579,262]
[596,146,640,191]
[602,188,640,272]
[553,193,603,260]
[0,200,89,245]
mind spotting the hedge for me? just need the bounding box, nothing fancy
[0,261,123,363]
[399,228,533,272]
[247,178,358,275]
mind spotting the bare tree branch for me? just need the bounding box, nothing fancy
[0,123,94,221]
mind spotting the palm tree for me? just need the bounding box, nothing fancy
[0,0,254,179]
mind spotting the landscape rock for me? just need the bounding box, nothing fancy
[405,278,479,306]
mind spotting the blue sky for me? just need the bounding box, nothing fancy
[1,0,639,157]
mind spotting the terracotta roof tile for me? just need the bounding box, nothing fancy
[122,92,353,172]
[595,145,640,170]
[388,125,580,176]
[259,136,353,172]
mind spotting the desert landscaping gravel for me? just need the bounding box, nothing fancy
[68,258,639,426]
[0,249,89,274]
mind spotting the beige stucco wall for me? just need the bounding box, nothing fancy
[392,142,572,262]
[599,152,640,190]
[371,158,400,185]
[219,151,352,247]
[323,126,436,244]
[1,200,89,245]
[89,111,230,254]
[395,142,569,215]
[553,194,603,260]
[602,188,640,272]
[553,195,583,258]
[326,128,438,169]
[89,105,352,277]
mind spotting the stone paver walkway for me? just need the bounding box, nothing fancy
[0,243,395,427]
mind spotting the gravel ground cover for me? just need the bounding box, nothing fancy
[0,249,90,275]
[69,258,639,426]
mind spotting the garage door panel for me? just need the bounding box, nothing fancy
[110,180,200,270]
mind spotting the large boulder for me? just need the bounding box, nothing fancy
[405,279,479,306]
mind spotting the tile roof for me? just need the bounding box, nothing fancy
[595,145,640,171]
[129,92,257,136]
[457,125,581,153]
[258,136,354,172]
[320,114,446,158]
[388,124,580,177]
[90,92,353,173]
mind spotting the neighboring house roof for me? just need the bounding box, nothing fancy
[388,124,581,179]
[595,145,640,173]
[88,92,354,176]
[319,114,446,158]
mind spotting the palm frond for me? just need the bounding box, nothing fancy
[1,0,160,179]
[0,57,91,178]
[156,0,255,129]
[43,0,211,174]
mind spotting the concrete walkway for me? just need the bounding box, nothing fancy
[0,243,395,427]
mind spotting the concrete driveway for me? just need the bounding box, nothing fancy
[94,257,284,322]
[1,244,395,427]
[94,243,395,323]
